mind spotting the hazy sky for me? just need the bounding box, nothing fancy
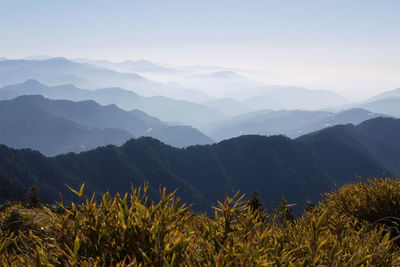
[1,0,400,98]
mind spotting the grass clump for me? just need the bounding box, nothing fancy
[1,178,400,265]
[324,177,400,223]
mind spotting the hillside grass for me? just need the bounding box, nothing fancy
[1,178,400,266]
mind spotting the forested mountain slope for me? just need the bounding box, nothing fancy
[1,117,396,213]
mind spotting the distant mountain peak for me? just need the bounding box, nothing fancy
[21,79,45,86]
[358,116,398,127]
[135,59,153,64]
[337,108,371,114]
[367,87,400,102]
[200,71,245,79]
[45,57,70,62]
[14,94,46,100]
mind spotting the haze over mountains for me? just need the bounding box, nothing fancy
[0,94,213,155]
[0,79,227,128]
[0,57,214,102]
[241,86,349,110]
[0,56,400,212]
[0,57,353,109]
[3,2,400,264]
[205,108,388,141]
[0,57,148,90]
[358,97,400,117]
[75,58,182,74]
[2,57,395,105]
[367,88,400,102]
[0,96,132,156]
[0,117,398,214]
[1,57,399,142]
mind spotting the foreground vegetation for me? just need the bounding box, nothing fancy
[1,178,400,266]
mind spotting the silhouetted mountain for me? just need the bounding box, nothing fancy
[74,58,180,73]
[129,109,162,124]
[0,57,166,96]
[0,97,132,155]
[11,95,152,136]
[206,108,386,141]
[0,80,227,127]
[0,95,214,149]
[193,71,248,80]
[0,145,70,202]
[0,142,209,207]
[242,86,349,110]
[144,125,213,148]
[0,118,395,213]
[0,58,222,102]
[367,88,400,102]
[298,117,400,174]
[357,98,400,117]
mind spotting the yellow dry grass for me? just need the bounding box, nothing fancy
[1,178,400,266]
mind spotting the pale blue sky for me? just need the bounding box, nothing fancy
[1,0,400,97]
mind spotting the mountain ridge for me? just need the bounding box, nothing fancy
[206,108,387,141]
[0,95,214,152]
[0,79,227,127]
[0,117,397,214]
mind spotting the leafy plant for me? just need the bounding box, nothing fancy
[0,178,400,265]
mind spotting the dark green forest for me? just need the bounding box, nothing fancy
[1,117,398,214]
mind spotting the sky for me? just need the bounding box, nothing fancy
[1,0,400,99]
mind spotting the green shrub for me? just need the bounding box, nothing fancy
[324,177,400,223]
[0,178,400,266]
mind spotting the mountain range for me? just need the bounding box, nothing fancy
[0,117,397,214]
[365,87,400,102]
[356,97,400,118]
[205,108,388,141]
[0,97,132,156]
[0,79,227,127]
[332,87,400,118]
[0,95,214,155]
[173,70,262,99]
[299,117,400,175]
[0,57,147,90]
[0,57,370,115]
[74,58,181,73]
[240,86,350,110]
[0,57,218,102]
